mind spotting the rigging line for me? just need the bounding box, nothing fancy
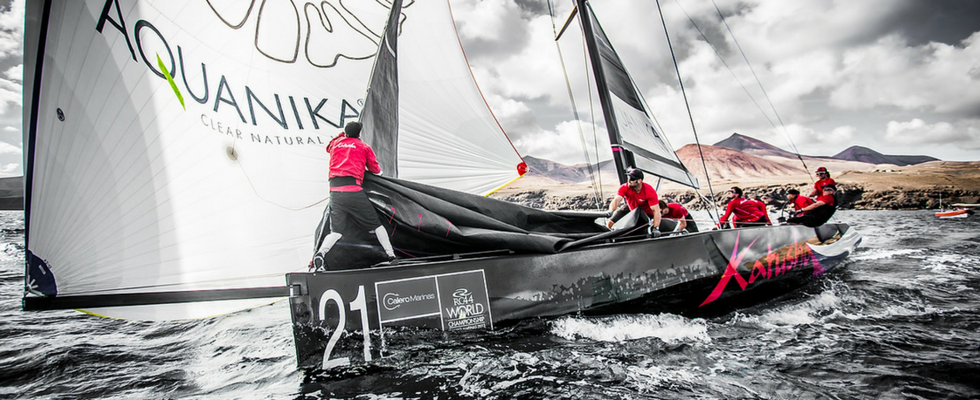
[549,0,603,211]
[582,12,604,203]
[670,0,779,136]
[708,0,811,177]
[569,1,605,206]
[656,0,720,225]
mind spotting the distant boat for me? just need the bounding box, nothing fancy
[936,191,974,218]
[936,204,977,218]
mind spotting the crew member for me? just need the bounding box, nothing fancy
[607,168,661,230]
[808,166,837,198]
[311,122,396,270]
[786,188,815,216]
[659,200,699,232]
[747,196,772,225]
[718,186,767,228]
[787,184,838,227]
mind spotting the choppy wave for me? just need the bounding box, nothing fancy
[3,210,980,399]
[550,313,710,344]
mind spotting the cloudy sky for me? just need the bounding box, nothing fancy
[0,0,978,177]
[450,0,980,165]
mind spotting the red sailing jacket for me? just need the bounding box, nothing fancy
[811,177,837,197]
[748,199,772,225]
[327,133,381,192]
[720,197,767,224]
[815,193,836,208]
[792,196,816,214]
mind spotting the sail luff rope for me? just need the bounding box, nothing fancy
[708,0,812,180]
[549,1,603,211]
[655,0,721,224]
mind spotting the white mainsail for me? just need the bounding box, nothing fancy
[23,0,525,320]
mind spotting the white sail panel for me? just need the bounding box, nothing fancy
[612,95,699,187]
[25,0,527,320]
[25,0,392,319]
[395,0,526,195]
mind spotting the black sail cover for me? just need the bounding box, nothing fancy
[320,174,657,270]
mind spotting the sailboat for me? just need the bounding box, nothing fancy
[22,0,861,372]
[285,0,861,370]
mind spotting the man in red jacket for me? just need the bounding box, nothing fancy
[747,197,772,226]
[788,185,838,227]
[658,200,699,232]
[808,166,837,198]
[311,122,396,270]
[719,187,767,228]
[786,188,816,216]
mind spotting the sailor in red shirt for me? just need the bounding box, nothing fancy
[786,188,816,216]
[719,186,768,228]
[787,184,838,227]
[747,197,772,225]
[606,168,661,230]
[808,166,837,198]
[658,200,699,232]
[311,122,396,270]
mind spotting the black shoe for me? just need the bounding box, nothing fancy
[387,256,399,266]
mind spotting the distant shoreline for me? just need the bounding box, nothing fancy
[491,161,980,211]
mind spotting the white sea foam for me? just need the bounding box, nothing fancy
[550,314,710,345]
[850,247,923,261]
[627,364,701,392]
[734,288,843,330]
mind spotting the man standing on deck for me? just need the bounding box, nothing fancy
[606,168,661,231]
[311,122,397,270]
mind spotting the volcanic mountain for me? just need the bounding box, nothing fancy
[521,133,942,184]
[832,145,938,166]
[675,144,805,182]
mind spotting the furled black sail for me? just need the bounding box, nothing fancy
[320,173,667,270]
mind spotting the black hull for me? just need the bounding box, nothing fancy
[287,223,861,370]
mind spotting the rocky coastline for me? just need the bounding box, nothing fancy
[490,185,980,212]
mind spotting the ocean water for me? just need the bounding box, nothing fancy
[2,210,979,399]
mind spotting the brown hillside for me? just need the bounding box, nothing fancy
[675,144,804,182]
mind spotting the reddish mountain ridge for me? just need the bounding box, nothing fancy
[675,144,805,183]
[522,133,941,184]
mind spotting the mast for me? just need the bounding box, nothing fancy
[575,0,631,184]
